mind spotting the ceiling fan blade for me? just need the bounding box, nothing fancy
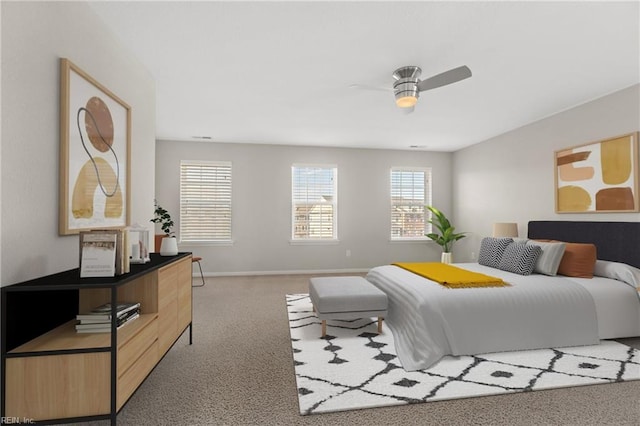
[416,65,472,92]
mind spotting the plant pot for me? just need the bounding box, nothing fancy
[159,237,178,256]
[441,252,453,264]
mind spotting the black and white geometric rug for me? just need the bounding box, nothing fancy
[287,294,640,415]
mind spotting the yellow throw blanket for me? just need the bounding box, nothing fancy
[392,262,508,289]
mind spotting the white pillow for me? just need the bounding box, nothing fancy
[526,240,566,276]
[594,260,640,289]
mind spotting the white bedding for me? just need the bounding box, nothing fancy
[365,262,639,371]
[565,275,640,338]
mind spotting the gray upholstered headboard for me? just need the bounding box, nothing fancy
[527,221,640,269]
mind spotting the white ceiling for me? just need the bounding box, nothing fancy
[89,1,639,152]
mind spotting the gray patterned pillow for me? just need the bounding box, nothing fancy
[498,242,542,275]
[478,237,514,268]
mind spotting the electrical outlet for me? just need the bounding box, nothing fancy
[346,249,351,257]
[471,252,476,260]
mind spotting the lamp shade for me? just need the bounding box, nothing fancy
[493,222,518,238]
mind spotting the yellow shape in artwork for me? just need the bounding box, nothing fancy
[558,185,591,212]
[601,136,632,185]
[72,157,122,219]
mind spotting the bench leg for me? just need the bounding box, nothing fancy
[377,317,383,334]
[321,320,327,337]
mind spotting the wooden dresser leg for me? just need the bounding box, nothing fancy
[377,317,383,334]
[321,320,327,337]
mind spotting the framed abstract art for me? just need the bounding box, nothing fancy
[59,58,131,235]
[555,132,639,213]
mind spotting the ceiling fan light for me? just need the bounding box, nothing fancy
[395,95,418,108]
[393,76,420,108]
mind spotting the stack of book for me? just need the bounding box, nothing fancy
[75,302,141,333]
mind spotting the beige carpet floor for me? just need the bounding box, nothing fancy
[74,274,640,426]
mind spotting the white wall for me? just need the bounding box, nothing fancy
[1,2,156,285]
[4,3,635,281]
[453,84,640,261]
[155,141,453,274]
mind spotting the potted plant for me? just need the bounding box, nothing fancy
[425,206,466,264]
[151,200,178,256]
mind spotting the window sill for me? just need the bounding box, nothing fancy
[289,239,340,245]
[389,238,433,243]
[179,240,234,247]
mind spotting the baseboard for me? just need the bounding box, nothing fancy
[192,268,370,277]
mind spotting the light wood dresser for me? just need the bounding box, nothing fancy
[1,253,193,425]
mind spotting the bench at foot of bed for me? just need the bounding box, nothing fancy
[309,276,388,338]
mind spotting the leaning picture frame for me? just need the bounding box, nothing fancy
[59,58,131,235]
[554,132,639,213]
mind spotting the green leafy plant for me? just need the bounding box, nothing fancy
[151,200,175,236]
[425,206,466,253]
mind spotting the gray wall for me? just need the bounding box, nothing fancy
[453,84,640,261]
[155,141,453,274]
[1,2,156,285]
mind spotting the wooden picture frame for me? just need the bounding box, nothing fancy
[554,132,639,213]
[59,58,131,235]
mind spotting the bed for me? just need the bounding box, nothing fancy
[366,220,640,371]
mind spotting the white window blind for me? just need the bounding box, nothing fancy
[292,165,337,240]
[180,160,232,242]
[390,167,432,239]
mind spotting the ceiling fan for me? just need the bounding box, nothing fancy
[351,65,472,112]
[393,65,471,109]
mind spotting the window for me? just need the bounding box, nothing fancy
[292,165,337,241]
[180,160,232,243]
[390,167,432,240]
